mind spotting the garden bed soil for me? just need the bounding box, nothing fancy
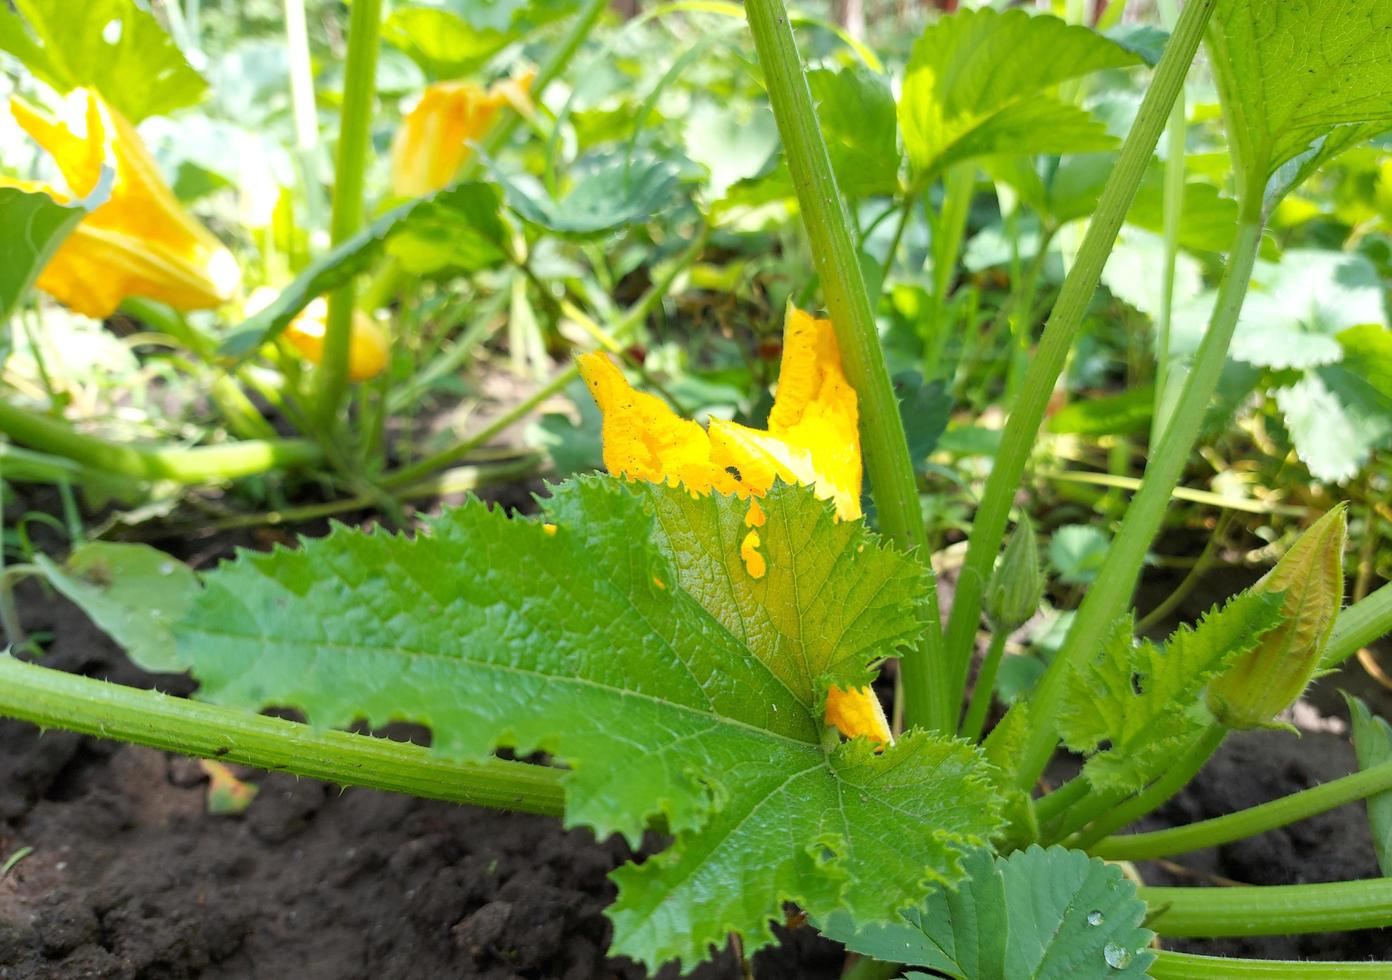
[2,528,1391,978]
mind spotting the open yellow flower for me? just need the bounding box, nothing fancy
[4,89,238,319]
[390,72,534,199]
[578,305,893,747]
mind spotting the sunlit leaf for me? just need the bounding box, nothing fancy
[899,8,1140,174]
[1207,0,1392,210]
[1276,373,1392,484]
[36,542,200,672]
[823,845,1155,979]
[0,172,111,323]
[128,478,999,971]
[0,0,207,122]
[808,65,900,197]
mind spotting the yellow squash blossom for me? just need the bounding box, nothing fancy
[3,89,238,319]
[578,305,893,747]
[390,73,533,198]
[248,288,389,382]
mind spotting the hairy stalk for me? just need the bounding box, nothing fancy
[744,0,948,731]
[315,0,382,428]
[0,656,565,816]
[1150,0,1187,444]
[1092,759,1392,861]
[959,630,1007,740]
[0,400,320,482]
[1012,217,1262,791]
[941,0,1217,719]
[1144,878,1392,937]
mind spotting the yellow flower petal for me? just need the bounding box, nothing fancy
[390,72,533,199]
[824,685,894,748]
[8,90,238,318]
[281,297,390,382]
[581,305,892,746]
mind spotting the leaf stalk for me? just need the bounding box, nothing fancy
[743,0,949,732]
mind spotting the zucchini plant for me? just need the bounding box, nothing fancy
[4,0,1392,977]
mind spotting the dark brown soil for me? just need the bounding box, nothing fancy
[2,543,1390,976]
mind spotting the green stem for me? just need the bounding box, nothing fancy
[744,0,948,732]
[315,0,382,429]
[1143,878,1392,937]
[1150,0,1187,446]
[960,630,1007,740]
[1001,225,1056,404]
[1324,580,1392,667]
[0,655,565,816]
[1150,950,1392,978]
[0,399,321,482]
[941,0,1216,726]
[1070,721,1226,849]
[1093,759,1392,861]
[924,163,975,381]
[382,227,709,490]
[1012,217,1261,792]
[1032,775,1091,825]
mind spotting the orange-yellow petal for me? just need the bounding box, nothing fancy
[576,351,749,497]
[824,685,893,747]
[9,90,238,317]
[390,73,532,199]
[282,297,390,381]
[580,308,888,746]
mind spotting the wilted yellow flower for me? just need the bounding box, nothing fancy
[578,305,893,747]
[279,295,389,382]
[3,89,238,318]
[390,73,533,198]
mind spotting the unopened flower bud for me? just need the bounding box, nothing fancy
[985,517,1045,631]
[1207,505,1347,730]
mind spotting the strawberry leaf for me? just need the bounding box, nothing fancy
[169,476,1002,970]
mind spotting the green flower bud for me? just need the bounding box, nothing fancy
[1207,505,1347,730]
[986,517,1045,631]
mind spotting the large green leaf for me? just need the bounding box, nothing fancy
[1059,592,1285,792]
[898,8,1140,175]
[492,153,686,237]
[219,182,508,360]
[1207,0,1392,209]
[0,180,106,323]
[0,0,207,122]
[808,65,900,197]
[1345,694,1392,878]
[159,477,1001,970]
[824,845,1154,979]
[36,542,200,672]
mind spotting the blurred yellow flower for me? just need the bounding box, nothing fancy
[3,89,239,319]
[390,73,533,199]
[248,288,388,382]
[578,305,893,747]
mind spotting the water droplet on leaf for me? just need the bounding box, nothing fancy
[1103,942,1133,969]
[1086,910,1104,926]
